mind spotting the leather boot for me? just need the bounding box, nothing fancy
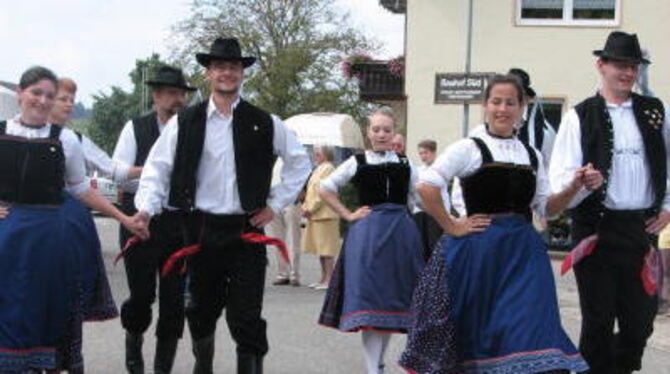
[154,337,179,374]
[125,332,144,374]
[237,352,263,374]
[192,335,215,374]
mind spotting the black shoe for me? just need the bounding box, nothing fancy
[125,332,144,374]
[192,335,215,374]
[154,338,179,374]
[237,352,263,374]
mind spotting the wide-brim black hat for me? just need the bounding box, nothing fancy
[508,67,536,98]
[196,38,256,68]
[145,65,196,91]
[593,31,650,64]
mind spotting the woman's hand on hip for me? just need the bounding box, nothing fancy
[446,214,491,237]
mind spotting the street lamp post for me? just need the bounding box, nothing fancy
[462,0,474,137]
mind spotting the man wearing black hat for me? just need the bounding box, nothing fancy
[134,38,311,374]
[113,65,196,374]
[549,31,670,374]
[508,67,557,168]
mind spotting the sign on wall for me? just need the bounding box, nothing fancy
[434,73,494,104]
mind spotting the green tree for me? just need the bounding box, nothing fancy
[170,0,377,120]
[87,54,172,153]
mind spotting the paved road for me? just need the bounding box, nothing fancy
[83,218,670,373]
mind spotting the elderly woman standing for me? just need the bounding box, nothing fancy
[301,146,341,289]
[0,66,145,373]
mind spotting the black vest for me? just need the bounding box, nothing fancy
[168,100,275,212]
[518,103,547,149]
[351,153,411,206]
[572,93,666,227]
[461,137,538,219]
[132,112,161,167]
[0,121,65,205]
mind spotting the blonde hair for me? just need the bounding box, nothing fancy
[58,78,77,94]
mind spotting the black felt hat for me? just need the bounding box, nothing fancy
[196,38,256,68]
[593,31,650,64]
[508,68,536,98]
[145,66,196,91]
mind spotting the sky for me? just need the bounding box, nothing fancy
[0,0,404,106]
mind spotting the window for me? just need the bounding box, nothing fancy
[517,0,619,26]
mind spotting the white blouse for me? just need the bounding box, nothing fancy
[320,150,419,207]
[421,130,550,218]
[549,101,670,211]
[5,116,89,197]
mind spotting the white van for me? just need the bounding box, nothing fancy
[284,112,365,165]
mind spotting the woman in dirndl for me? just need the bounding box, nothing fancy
[399,74,592,374]
[318,108,425,374]
[0,66,145,373]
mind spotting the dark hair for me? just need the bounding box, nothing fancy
[19,66,58,90]
[483,74,525,105]
[417,139,437,152]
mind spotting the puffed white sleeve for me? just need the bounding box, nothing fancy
[320,155,358,193]
[421,139,482,188]
[266,115,311,214]
[548,109,592,208]
[60,129,90,197]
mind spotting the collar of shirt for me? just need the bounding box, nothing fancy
[207,95,241,120]
[8,116,54,137]
[605,99,633,109]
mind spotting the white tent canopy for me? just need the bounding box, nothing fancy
[0,85,19,121]
[284,112,365,149]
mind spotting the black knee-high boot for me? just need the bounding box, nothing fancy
[154,338,179,374]
[125,332,144,374]
[192,335,215,374]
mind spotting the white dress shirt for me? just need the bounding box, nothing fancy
[135,97,311,216]
[421,130,550,218]
[112,114,168,194]
[81,134,130,183]
[6,116,89,197]
[549,100,670,211]
[320,150,419,207]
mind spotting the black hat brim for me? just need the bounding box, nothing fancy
[593,50,650,64]
[196,53,256,68]
[145,81,197,91]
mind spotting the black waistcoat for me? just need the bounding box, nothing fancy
[168,100,275,212]
[518,102,547,149]
[351,153,410,206]
[0,121,65,205]
[572,93,666,228]
[131,111,160,167]
[461,137,538,219]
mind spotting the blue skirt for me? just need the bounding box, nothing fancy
[0,196,117,372]
[400,216,589,374]
[319,204,425,332]
[54,196,118,373]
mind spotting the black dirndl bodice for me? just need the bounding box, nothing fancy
[351,152,411,206]
[0,121,66,205]
[461,137,538,218]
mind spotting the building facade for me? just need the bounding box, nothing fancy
[375,0,670,155]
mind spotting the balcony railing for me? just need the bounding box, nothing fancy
[351,62,405,102]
